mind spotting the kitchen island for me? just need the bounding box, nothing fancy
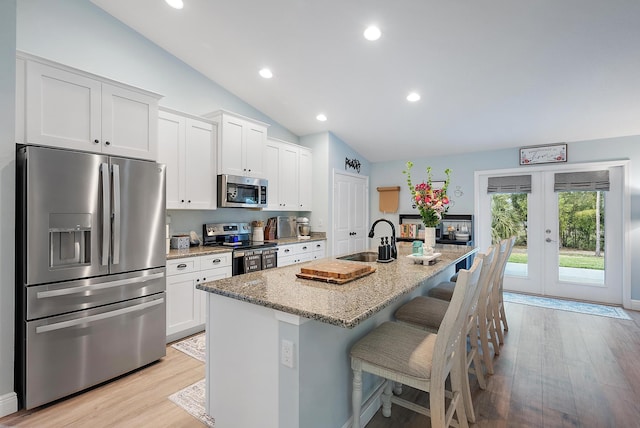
[197,242,476,428]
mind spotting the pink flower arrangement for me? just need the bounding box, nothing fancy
[403,162,452,227]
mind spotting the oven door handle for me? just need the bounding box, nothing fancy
[36,272,165,299]
[35,298,164,334]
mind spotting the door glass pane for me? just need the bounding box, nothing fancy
[491,193,528,277]
[557,191,605,285]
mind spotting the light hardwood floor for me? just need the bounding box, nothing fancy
[2,302,639,427]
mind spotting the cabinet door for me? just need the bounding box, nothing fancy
[245,124,266,177]
[158,111,186,209]
[279,144,299,209]
[263,141,281,210]
[298,147,313,211]
[101,83,158,160]
[219,116,245,176]
[166,272,202,337]
[184,118,216,209]
[25,61,101,151]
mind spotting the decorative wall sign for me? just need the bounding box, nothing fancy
[345,157,361,173]
[519,143,567,165]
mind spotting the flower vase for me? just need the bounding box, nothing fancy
[423,226,436,251]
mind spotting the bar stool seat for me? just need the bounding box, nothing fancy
[428,281,456,301]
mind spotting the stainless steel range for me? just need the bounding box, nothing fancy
[203,222,277,275]
[15,145,167,410]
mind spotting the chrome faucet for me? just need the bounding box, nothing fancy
[368,218,397,260]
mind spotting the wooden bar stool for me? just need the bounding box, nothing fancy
[393,245,498,423]
[350,257,483,428]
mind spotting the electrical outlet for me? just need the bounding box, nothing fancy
[281,339,295,368]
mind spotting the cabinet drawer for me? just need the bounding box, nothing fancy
[166,258,199,276]
[311,241,326,252]
[199,267,231,284]
[200,252,232,269]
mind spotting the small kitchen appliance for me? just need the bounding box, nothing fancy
[296,217,311,239]
[275,216,297,239]
[217,174,268,208]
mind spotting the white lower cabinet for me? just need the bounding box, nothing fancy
[277,241,326,267]
[166,252,231,342]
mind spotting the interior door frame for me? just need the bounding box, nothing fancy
[474,160,631,308]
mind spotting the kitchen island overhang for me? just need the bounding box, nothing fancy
[197,243,477,428]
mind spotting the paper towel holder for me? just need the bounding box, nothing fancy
[376,186,401,213]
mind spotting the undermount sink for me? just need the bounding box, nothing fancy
[337,251,379,262]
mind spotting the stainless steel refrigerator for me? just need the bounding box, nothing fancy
[15,145,167,409]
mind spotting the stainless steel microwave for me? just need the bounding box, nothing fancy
[217,174,268,208]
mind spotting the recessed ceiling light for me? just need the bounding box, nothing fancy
[406,92,421,102]
[165,0,184,9]
[316,114,327,122]
[364,25,382,41]
[259,68,273,79]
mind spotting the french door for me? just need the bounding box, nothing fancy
[476,162,628,305]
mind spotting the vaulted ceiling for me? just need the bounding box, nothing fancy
[91,0,640,162]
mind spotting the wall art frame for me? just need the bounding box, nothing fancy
[519,143,567,165]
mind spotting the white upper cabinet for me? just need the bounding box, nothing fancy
[158,109,217,210]
[18,53,161,160]
[263,138,313,212]
[206,110,268,178]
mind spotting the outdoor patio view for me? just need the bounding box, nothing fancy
[491,191,605,285]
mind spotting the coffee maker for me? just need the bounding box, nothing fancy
[296,217,311,239]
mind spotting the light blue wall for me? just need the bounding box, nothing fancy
[371,136,640,299]
[0,0,16,414]
[328,131,371,177]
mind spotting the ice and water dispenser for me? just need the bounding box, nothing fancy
[49,213,92,268]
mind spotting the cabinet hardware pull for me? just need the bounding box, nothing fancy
[212,259,221,263]
[105,141,111,146]
[177,263,187,269]
[94,139,99,144]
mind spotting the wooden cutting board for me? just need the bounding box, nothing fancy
[296,261,376,284]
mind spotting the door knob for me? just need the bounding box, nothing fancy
[546,237,555,243]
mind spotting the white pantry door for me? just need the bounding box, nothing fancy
[333,171,369,257]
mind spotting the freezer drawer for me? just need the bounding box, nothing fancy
[26,268,165,320]
[23,293,166,409]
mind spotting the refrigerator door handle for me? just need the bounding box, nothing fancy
[36,272,165,299]
[100,163,110,266]
[35,298,164,334]
[112,164,121,265]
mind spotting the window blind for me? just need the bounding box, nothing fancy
[554,170,610,192]
[487,175,532,194]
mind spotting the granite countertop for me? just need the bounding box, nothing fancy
[166,235,327,260]
[197,242,476,328]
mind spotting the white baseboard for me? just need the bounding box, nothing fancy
[341,381,385,428]
[629,299,640,312]
[0,391,17,418]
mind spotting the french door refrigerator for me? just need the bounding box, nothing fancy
[16,145,167,409]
